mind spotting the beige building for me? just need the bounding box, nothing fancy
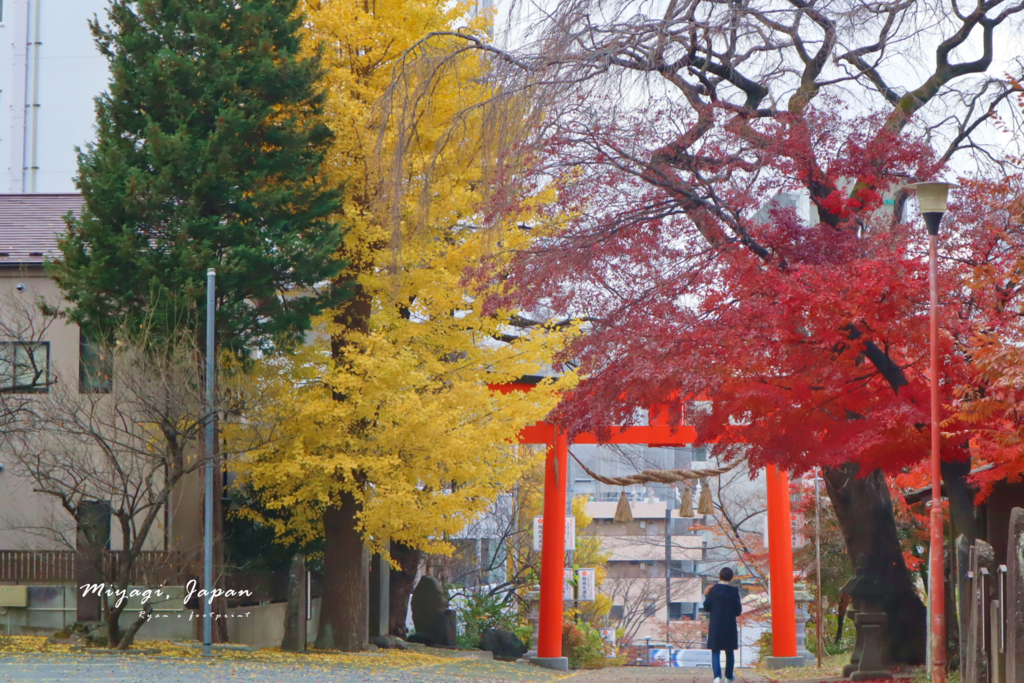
[0,193,202,556]
[585,499,704,645]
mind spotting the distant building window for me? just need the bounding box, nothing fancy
[0,341,50,392]
[670,560,695,577]
[644,602,657,617]
[79,332,112,393]
[670,602,697,620]
[610,605,624,620]
[685,401,712,426]
[692,446,707,462]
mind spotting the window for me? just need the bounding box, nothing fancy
[0,341,50,392]
[644,602,657,617]
[670,602,697,620]
[670,560,695,577]
[691,446,707,462]
[79,331,112,393]
[610,605,624,620]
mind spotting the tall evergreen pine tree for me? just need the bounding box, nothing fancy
[53,0,345,351]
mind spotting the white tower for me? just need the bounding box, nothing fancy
[0,0,109,192]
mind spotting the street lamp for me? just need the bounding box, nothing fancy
[904,181,958,683]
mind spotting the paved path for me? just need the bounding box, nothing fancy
[569,667,770,683]
[0,654,567,683]
[0,655,872,683]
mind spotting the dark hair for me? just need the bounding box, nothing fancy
[719,567,734,582]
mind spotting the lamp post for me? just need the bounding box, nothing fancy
[905,181,958,683]
[814,469,823,670]
[204,268,215,657]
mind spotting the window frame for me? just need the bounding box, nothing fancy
[79,330,113,394]
[0,341,51,393]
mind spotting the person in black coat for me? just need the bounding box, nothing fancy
[703,566,742,682]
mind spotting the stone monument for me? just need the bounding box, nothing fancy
[793,586,815,662]
[522,588,541,660]
[282,554,307,652]
[409,576,457,647]
[966,539,994,683]
[841,554,891,681]
[1006,508,1023,683]
[956,534,971,672]
[990,592,1005,683]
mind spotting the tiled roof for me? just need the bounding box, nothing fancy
[0,193,83,265]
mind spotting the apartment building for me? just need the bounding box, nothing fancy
[584,498,704,643]
[0,193,204,555]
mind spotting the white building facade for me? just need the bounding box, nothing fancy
[1,0,108,193]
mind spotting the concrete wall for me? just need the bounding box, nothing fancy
[0,585,75,635]
[0,582,317,649]
[224,598,321,649]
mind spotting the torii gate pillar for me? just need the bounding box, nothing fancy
[764,464,804,669]
[534,427,569,671]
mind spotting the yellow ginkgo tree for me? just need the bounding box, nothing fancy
[232,0,574,651]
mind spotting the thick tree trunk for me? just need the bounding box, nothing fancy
[105,598,124,648]
[940,458,979,672]
[318,277,372,650]
[117,602,152,650]
[388,542,422,637]
[941,458,983,544]
[823,462,926,665]
[944,546,960,670]
[315,490,368,651]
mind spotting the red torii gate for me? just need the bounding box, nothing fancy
[492,377,798,671]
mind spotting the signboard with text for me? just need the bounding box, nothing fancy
[564,568,575,601]
[577,568,596,601]
[532,516,576,552]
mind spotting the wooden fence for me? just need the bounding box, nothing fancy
[0,550,75,584]
[0,550,199,586]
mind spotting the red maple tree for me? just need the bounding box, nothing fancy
[459,19,1023,665]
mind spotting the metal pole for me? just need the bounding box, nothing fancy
[204,268,216,657]
[928,233,946,682]
[665,505,672,648]
[814,470,824,669]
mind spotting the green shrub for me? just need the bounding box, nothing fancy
[756,630,773,662]
[562,617,611,669]
[513,622,533,650]
[455,592,524,649]
[806,610,857,656]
